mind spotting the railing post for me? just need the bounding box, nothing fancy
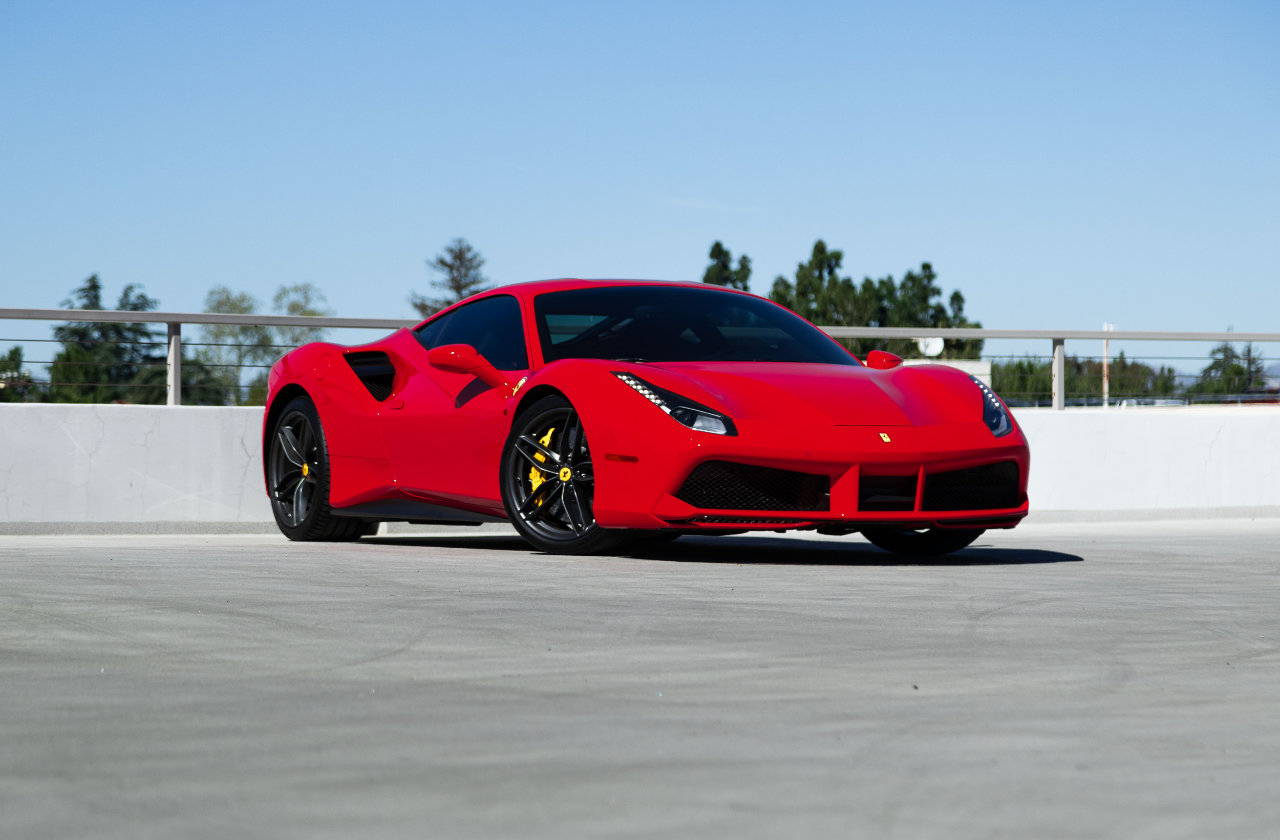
[1051,337,1065,410]
[167,323,182,406]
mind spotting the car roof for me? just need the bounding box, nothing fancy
[412,279,768,329]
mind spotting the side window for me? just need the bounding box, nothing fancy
[429,295,529,371]
[413,311,454,351]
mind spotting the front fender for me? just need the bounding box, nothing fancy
[504,360,711,527]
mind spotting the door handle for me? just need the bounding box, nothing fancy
[387,398,404,410]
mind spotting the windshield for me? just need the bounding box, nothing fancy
[534,285,859,366]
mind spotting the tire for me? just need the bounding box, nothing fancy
[267,395,370,541]
[861,526,984,556]
[500,395,630,555]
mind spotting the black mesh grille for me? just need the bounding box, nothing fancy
[344,351,395,402]
[675,461,830,511]
[859,474,918,511]
[922,461,1021,511]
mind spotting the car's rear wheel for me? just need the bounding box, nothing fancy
[268,395,371,541]
[500,395,629,555]
[861,526,984,556]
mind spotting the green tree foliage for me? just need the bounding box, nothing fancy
[192,283,330,406]
[48,275,227,405]
[49,275,166,403]
[1188,342,1266,395]
[991,352,1178,405]
[272,283,332,348]
[0,346,36,402]
[768,241,982,358]
[196,287,275,405]
[410,238,489,318]
[702,241,752,291]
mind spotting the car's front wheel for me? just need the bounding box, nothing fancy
[500,395,629,555]
[268,395,371,541]
[860,526,984,556]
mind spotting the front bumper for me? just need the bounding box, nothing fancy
[590,418,1030,531]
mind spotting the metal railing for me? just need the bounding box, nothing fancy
[0,308,416,406]
[3,307,1279,409]
[823,327,1280,409]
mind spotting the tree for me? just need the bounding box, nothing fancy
[217,282,333,406]
[196,287,275,405]
[702,241,752,290]
[991,352,1178,406]
[768,241,982,358]
[410,238,489,318]
[868,262,983,359]
[1189,342,1266,395]
[49,275,166,403]
[272,283,332,348]
[48,275,228,405]
[0,346,37,402]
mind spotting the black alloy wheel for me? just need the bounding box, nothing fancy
[860,526,985,556]
[267,395,371,541]
[500,395,629,555]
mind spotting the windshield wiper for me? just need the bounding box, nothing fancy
[613,357,655,363]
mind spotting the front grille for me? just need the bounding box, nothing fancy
[859,474,918,511]
[922,461,1021,511]
[675,461,830,511]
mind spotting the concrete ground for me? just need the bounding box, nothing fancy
[1,521,1277,839]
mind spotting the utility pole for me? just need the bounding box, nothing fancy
[1102,323,1114,408]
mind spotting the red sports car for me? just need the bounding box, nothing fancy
[262,279,1029,555]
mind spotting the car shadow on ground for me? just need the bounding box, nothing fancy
[363,534,1082,567]
[625,536,1082,566]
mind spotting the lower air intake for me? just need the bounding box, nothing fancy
[858,474,918,511]
[675,461,830,511]
[922,461,1021,511]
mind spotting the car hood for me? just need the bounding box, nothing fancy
[635,361,979,427]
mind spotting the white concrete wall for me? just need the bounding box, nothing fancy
[0,404,272,532]
[1013,406,1280,521]
[1,403,1278,532]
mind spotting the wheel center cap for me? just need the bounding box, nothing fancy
[302,463,309,477]
[559,466,572,482]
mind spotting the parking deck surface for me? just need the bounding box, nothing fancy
[2,520,1278,838]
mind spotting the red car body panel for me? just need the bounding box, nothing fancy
[264,279,1030,532]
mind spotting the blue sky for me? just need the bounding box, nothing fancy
[1,1,1277,362]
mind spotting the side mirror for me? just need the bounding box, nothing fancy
[427,344,512,391]
[865,350,903,370]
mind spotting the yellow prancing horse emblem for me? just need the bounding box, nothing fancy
[559,466,572,482]
[879,432,891,442]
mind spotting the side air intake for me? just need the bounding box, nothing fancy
[344,351,396,402]
[675,461,830,511]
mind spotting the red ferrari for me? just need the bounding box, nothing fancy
[262,280,1029,555]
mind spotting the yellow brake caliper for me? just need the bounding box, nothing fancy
[528,427,556,503]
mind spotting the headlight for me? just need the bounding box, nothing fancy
[971,375,1013,437]
[612,372,738,436]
